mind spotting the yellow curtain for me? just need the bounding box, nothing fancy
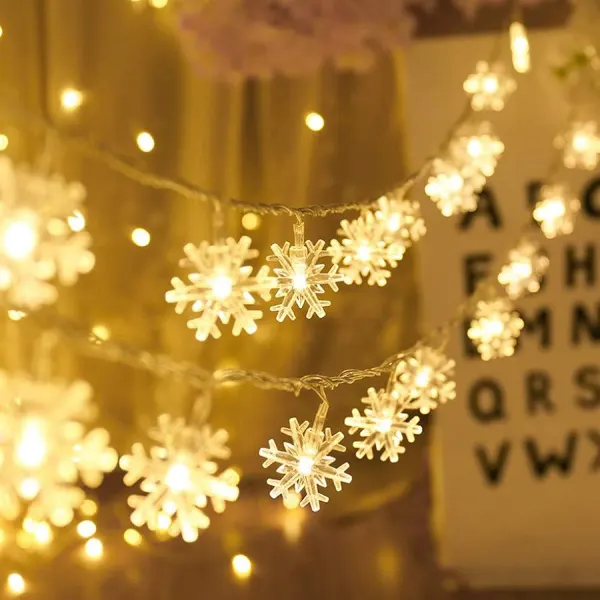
[0,0,422,515]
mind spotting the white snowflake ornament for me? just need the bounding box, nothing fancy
[259,402,351,512]
[345,387,422,462]
[0,156,95,310]
[463,61,516,111]
[328,212,405,286]
[166,236,275,341]
[392,347,456,415]
[450,121,505,177]
[120,414,239,542]
[375,191,426,247]
[555,121,600,170]
[0,372,117,526]
[425,158,485,217]
[533,183,581,239]
[468,297,524,361]
[268,222,343,321]
[498,238,549,299]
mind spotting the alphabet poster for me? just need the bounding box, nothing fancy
[406,28,600,587]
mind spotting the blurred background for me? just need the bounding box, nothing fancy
[0,0,599,598]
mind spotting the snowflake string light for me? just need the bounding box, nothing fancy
[345,387,422,462]
[498,238,549,299]
[268,222,343,321]
[463,61,516,111]
[533,183,581,239]
[0,372,117,526]
[468,297,524,361]
[450,121,505,177]
[375,191,426,247]
[120,413,239,542]
[166,236,275,341]
[554,121,600,170]
[328,212,405,286]
[424,158,485,216]
[392,347,456,415]
[259,402,351,511]
[510,20,531,74]
[0,156,95,309]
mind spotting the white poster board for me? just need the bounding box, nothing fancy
[405,27,600,587]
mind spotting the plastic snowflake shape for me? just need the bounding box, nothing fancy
[120,414,239,542]
[0,156,95,310]
[375,191,426,247]
[463,61,516,111]
[533,183,581,239]
[166,236,275,341]
[345,387,422,462]
[392,347,457,415]
[468,298,524,361]
[259,403,351,511]
[450,120,505,177]
[268,222,343,321]
[328,212,405,286]
[425,158,485,217]
[555,121,600,170]
[498,238,549,300]
[0,373,117,526]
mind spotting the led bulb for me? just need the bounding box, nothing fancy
[77,520,97,539]
[19,477,41,500]
[6,574,25,596]
[84,537,103,560]
[67,210,86,232]
[510,21,530,73]
[231,554,252,579]
[211,275,233,300]
[356,244,371,262]
[297,456,314,476]
[165,463,192,492]
[414,367,431,389]
[292,271,307,290]
[131,228,151,247]
[305,112,325,132]
[124,528,142,546]
[15,420,47,468]
[136,132,155,153]
[60,88,84,111]
[2,219,38,260]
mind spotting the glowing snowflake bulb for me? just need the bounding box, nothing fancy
[345,388,422,462]
[328,212,405,286]
[468,298,524,361]
[268,222,342,321]
[510,21,531,73]
[2,218,38,261]
[533,184,580,239]
[15,419,47,469]
[450,121,504,177]
[463,61,516,111]
[555,121,600,170]
[259,402,351,511]
[211,274,233,299]
[392,347,456,414]
[376,193,427,247]
[498,238,549,299]
[425,158,483,216]
[165,462,193,492]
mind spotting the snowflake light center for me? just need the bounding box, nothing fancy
[386,213,401,233]
[292,271,307,290]
[467,138,483,158]
[165,462,193,492]
[376,418,393,433]
[482,75,499,94]
[356,243,371,262]
[15,419,47,468]
[415,367,432,389]
[573,133,591,152]
[210,274,233,300]
[2,218,38,261]
[513,259,533,279]
[482,317,505,337]
[297,455,314,476]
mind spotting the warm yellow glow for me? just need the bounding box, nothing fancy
[297,456,313,476]
[387,213,401,233]
[0,134,8,151]
[572,133,591,152]
[131,227,151,247]
[136,131,155,153]
[156,513,171,531]
[80,499,98,517]
[292,271,307,290]
[84,537,103,560]
[231,554,252,579]
[510,21,530,74]
[512,259,533,279]
[467,138,483,158]
[376,418,393,433]
[8,310,26,321]
[211,275,233,300]
[482,318,505,337]
[2,219,38,260]
[16,420,47,468]
[229,467,242,486]
[77,520,97,539]
[67,210,86,232]
[415,367,432,389]
[305,112,325,132]
[482,75,499,94]
[165,463,192,492]
[124,528,142,546]
[91,324,110,341]
[6,573,25,596]
[356,244,371,262]
[60,87,84,112]
[540,198,566,220]
[32,521,52,546]
[149,0,169,6]
[241,212,261,231]
[0,26,3,38]
[19,477,40,500]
